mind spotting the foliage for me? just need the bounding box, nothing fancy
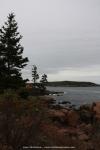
[40,74,48,84]
[0,91,44,150]
[0,90,100,149]
[0,13,28,89]
[17,87,30,99]
[79,105,94,124]
[32,65,39,86]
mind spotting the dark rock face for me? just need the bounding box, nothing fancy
[59,101,71,105]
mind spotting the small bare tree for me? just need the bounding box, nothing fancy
[32,65,39,87]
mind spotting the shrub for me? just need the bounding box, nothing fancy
[17,87,30,99]
[0,90,43,149]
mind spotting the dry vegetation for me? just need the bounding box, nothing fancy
[0,90,100,150]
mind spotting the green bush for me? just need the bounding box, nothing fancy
[18,88,30,99]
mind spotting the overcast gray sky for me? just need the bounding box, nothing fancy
[0,0,100,83]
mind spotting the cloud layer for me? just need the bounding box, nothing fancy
[0,0,100,83]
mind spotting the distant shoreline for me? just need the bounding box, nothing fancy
[46,81,99,87]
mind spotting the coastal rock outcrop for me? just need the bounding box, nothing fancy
[78,132,89,141]
[92,102,100,120]
[48,109,66,124]
[48,108,79,127]
[66,110,79,127]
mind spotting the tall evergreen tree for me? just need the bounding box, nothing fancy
[0,13,28,89]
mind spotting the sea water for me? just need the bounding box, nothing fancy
[47,86,100,107]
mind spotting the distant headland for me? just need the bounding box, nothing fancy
[46,81,99,87]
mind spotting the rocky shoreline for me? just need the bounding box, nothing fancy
[0,92,100,150]
[43,96,100,150]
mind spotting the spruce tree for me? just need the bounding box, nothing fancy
[0,13,29,89]
[40,74,48,84]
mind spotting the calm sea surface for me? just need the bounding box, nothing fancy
[47,86,100,107]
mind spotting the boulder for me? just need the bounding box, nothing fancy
[78,131,89,141]
[78,123,93,137]
[61,109,69,115]
[59,101,71,105]
[78,133,89,141]
[48,109,66,123]
[48,109,79,126]
[92,102,100,120]
[66,110,79,127]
